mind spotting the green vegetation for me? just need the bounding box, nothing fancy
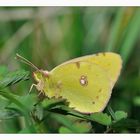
[0,7,140,133]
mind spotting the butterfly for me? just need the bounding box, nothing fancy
[16,52,122,114]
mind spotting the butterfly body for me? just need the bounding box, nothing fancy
[31,52,122,114]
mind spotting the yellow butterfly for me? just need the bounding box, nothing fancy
[16,52,122,114]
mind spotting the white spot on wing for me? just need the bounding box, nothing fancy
[79,75,88,86]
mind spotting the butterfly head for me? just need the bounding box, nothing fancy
[16,54,50,94]
[33,70,49,82]
[32,70,49,92]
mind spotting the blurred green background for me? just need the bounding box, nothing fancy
[0,7,140,133]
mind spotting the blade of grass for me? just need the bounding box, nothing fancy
[107,105,117,121]
[106,8,125,51]
[0,70,29,88]
[48,105,111,126]
[51,113,80,133]
[0,21,34,63]
[0,91,35,132]
[120,9,140,66]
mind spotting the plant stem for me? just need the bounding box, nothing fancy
[107,105,117,121]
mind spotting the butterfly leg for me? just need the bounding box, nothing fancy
[29,84,37,93]
[38,91,42,96]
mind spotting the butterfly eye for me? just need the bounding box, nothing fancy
[41,70,49,78]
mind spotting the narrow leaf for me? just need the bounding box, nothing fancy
[114,111,127,121]
[90,112,112,126]
[0,69,29,88]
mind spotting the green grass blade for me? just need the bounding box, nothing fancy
[106,8,125,51]
[120,9,140,65]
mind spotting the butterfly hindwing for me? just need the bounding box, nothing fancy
[48,61,112,113]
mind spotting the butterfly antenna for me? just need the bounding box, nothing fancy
[16,53,40,71]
